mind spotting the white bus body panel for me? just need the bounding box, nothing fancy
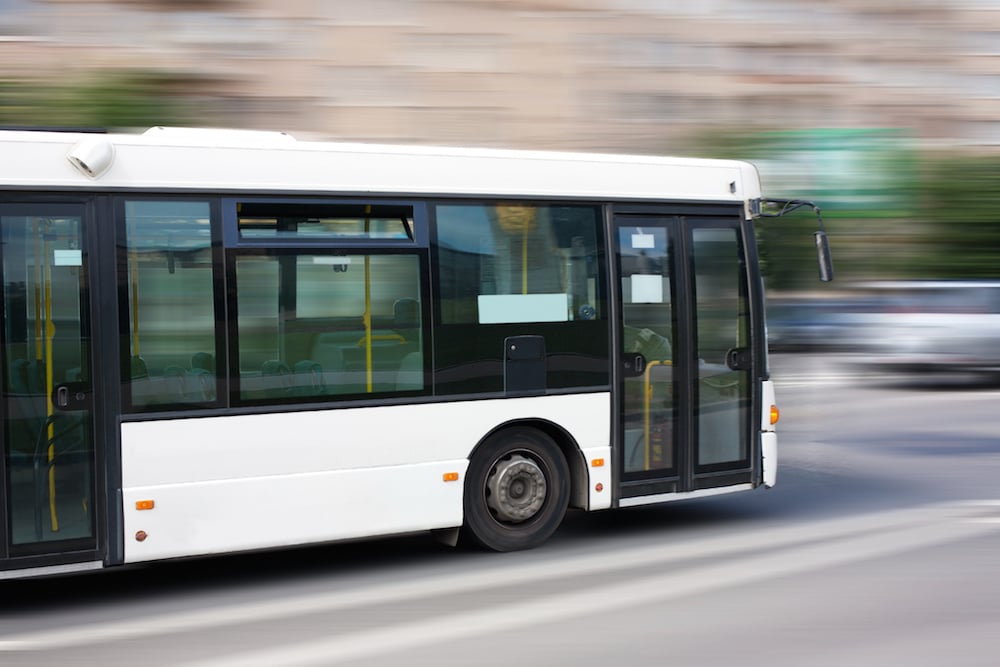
[580,445,612,510]
[0,129,762,204]
[618,484,754,508]
[121,393,610,563]
[761,379,777,488]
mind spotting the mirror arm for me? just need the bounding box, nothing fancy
[759,198,835,283]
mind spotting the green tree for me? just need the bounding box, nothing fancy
[917,155,1000,279]
[0,69,193,129]
[685,128,924,289]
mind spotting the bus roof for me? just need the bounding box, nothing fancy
[0,126,762,205]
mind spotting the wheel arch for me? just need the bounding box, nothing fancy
[469,418,589,511]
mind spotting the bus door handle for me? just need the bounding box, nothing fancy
[623,353,646,377]
[53,383,91,411]
[725,347,750,371]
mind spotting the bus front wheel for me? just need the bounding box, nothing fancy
[463,427,570,552]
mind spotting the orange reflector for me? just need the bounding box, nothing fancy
[769,405,780,425]
[443,472,459,482]
[135,500,155,511]
[591,458,605,467]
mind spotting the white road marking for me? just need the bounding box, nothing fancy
[0,502,997,660]
[182,516,999,667]
[773,373,874,388]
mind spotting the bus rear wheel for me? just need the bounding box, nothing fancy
[463,427,570,552]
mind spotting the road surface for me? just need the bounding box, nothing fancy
[2,353,999,666]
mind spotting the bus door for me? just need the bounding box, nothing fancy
[0,203,99,566]
[614,213,753,500]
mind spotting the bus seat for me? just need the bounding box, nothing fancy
[261,359,291,375]
[186,367,216,402]
[310,332,357,374]
[260,359,292,397]
[130,356,149,379]
[393,298,420,330]
[163,365,188,401]
[160,364,213,402]
[188,352,217,401]
[292,360,325,396]
[395,351,424,391]
[191,352,215,373]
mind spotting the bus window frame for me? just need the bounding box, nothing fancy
[225,245,432,408]
[222,197,429,249]
[427,197,612,397]
[116,196,227,415]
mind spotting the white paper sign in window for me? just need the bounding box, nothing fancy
[630,274,663,303]
[631,232,655,249]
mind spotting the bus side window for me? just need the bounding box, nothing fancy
[432,202,608,395]
[235,251,425,402]
[122,200,219,411]
[435,204,602,325]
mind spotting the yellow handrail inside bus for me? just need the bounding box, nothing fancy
[33,220,43,363]
[356,334,406,346]
[642,359,672,471]
[522,222,528,294]
[42,222,59,532]
[363,205,373,392]
[494,205,536,295]
[130,221,141,356]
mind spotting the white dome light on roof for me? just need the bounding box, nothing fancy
[67,136,116,178]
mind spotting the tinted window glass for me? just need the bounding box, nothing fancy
[123,201,218,409]
[435,204,603,325]
[433,202,608,395]
[235,252,424,401]
[238,202,413,241]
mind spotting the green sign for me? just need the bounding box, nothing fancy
[753,128,912,213]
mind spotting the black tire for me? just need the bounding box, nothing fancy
[462,427,570,552]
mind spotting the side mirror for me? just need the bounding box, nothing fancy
[759,199,835,283]
[815,230,834,282]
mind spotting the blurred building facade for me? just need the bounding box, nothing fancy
[2,0,1000,153]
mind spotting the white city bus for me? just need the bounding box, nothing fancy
[0,127,829,579]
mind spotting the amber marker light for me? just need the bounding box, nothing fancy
[591,458,605,467]
[135,500,155,511]
[443,472,459,482]
[770,405,780,426]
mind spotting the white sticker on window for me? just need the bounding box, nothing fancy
[53,249,83,267]
[631,274,663,303]
[312,257,352,266]
[631,233,655,249]
[478,294,570,324]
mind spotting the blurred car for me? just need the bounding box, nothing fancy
[766,297,873,352]
[846,281,1000,379]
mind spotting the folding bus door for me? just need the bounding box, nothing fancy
[0,203,99,567]
[614,213,754,501]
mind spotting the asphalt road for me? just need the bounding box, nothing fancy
[2,353,999,666]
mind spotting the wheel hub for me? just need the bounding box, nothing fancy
[486,454,547,523]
